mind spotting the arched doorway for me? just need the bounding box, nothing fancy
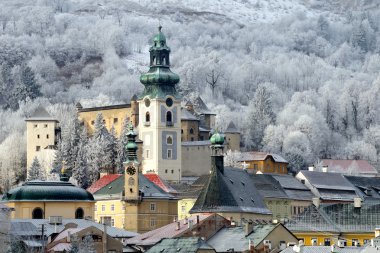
[75,208,84,219]
[32,208,43,219]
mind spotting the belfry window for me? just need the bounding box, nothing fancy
[145,112,150,122]
[166,111,172,124]
[166,136,173,145]
[75,208,84,219]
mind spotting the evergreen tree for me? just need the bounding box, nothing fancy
[52,139,63,173]
[108,125,118,171]
[28,157,45,181]
[116,117,129,173]
[72,129,89,189]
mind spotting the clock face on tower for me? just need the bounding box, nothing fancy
[126,166,136,175]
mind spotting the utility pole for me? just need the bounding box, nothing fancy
[41,224,45,253]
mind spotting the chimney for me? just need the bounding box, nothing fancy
[312,197,321,208]
[322,166,328,173]
[176,221,180,230]
[375,228,380,238]
[354,197,362,208]
[308,166,314,171]
[244,221,254,236]
[67,231,71,243]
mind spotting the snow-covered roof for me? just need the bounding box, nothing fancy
[26,107,58,122]
[181,108,199,121]
[225,121,240,133]
[238,151,288,163]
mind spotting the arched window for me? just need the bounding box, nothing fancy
[162,56,166,65]
[189,128,194,134]
[128,177,135,186]
[166,111,172,123]
[32,208,43,219]
[167,136,173,145]
[75,208,84,219]
[145,112,150,122]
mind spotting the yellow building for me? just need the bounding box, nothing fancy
[239,151,288,174]
[89,174,178,233]
[1,180,95,219]
[178,198,197,220]
[286,202,379,246]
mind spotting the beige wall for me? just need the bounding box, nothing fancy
[256,224,298,251]
[182,144,211,177]
[181,120,199,141]
[26,120,58,171]
[224,133,240,151]
[6,201,94,219]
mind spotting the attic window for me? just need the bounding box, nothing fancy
[251,198,255,203]
[241,181,245,186]
[240,197,244,201]
[229,179,234,184]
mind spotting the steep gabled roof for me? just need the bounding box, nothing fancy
[225,121,240,133]
[345,176,380,201]
[193,97,215,115]
[90,174,177,200]
[190,167,271,215]
[181,108,199,121]
[26,107,58,122]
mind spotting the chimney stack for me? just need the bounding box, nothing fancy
[244,221,254,236]
[176,221,180,230]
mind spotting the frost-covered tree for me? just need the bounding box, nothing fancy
[116,117,130,173]
[72,129,89,189]
[244,85,275,149]
[28,157,45,181]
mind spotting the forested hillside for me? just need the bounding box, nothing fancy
[1,0,380,187]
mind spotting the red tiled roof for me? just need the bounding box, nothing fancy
[144,173,177,194]
[321,159,377,174]
[87,174,122,194]
[126,213,214,246]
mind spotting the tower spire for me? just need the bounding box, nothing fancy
[140,26,180,99]
[125,123,138,164]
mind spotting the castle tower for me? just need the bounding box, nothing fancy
[138,26,182,182]
[26,107,60,175]
[224,121,241,151]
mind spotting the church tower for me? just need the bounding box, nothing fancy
[124,124,140,201]
[138,26,181,182]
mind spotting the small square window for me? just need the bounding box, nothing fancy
[37,134,40,139]
[111,204,115,211]
[181,206,186,212]
[165,169,168,173]
[46,134,49,139]
[91,120,95,125]
[122,205,126,211]
[34,124,38,128]
[167,149,172,159]
[111,218,115,227]
[44,124,48,128]
[171,169,174,174]
[36,146,41,151]
[114,118,118,124]
[150,203,156,211]
[102,205,105,212]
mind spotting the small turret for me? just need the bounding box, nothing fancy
[210,131,225,174]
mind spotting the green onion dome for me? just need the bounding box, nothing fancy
[210,131,225,145]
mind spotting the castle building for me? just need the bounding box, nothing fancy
[87,125,178,233]
[25,107,60,174]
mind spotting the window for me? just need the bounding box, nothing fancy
[189,128,194,134]
[37,134,40,139]
[150,203,156,212]
[191,137,194,141]
[46,134,49,139]
[171,169,174,174]
[32,208,43,219]
[91,120,95,125]
[165,169,168,173]
[166,111,172,124]
[111,218,115,227]
[352,239,359,246]
[111,204,115,211]
[150,217,157,228]
[113,118,118,124]
[181,206,186,212]
[364,239,370,244]
[44,124,48,128]
[166,136,173,145]
[34,124,38,128]
[324,238,331,246]
[181,129,183,134]
[145,112,150,123]
[84,234,102,242]
[146,150,150,158]
[101,216,112,226]
[311,238,317,246]
[122,205,126,211]
[167,149,172,159]
[36,146,41,151]
[75,208,84,219]
[200,136,204,140]
[101,205,105,212]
